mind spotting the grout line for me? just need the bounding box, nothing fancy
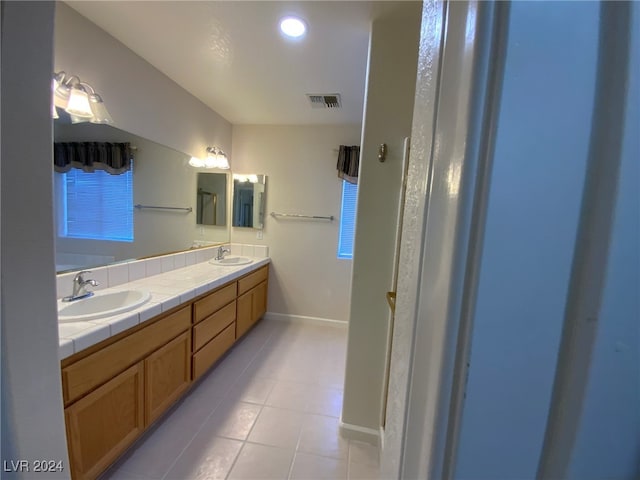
[286,411,306,480]
[224,440,247,480]
[286,449,298,480]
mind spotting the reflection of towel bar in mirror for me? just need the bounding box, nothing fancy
[270,212,334,221]
[134,204,192,212]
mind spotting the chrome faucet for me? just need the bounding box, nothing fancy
[62,270,99,302]
[215,246,231,260]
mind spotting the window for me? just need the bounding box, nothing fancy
[56,167,134,242]
[338,180,357,259]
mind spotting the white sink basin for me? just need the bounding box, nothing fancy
[209,256,253,266]
[58,289,151,322]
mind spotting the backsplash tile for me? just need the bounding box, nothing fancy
[128,260,146,282]
[55,245,268,298]
[90,267,109,292]
[161,255,175,273]
[195,249,208,264]
[57,272,75,299]
[174,253,186,269]
[108,263,129,287]
[196,247,217,264]
[185,251,197,266]
[146,257,162,276]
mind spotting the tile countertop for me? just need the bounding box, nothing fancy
[58,257,270,360]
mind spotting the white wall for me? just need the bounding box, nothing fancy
[54,123,229,266]
[567,5,640,477]
[1,2,70,477]
[454,3,600,478]
[231,125,360,322]
[341,2,421,433]
[55,2,232,161]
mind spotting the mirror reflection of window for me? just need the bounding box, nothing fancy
[53,122,232,273]
[232,174,266,229]
[196,173,227,226]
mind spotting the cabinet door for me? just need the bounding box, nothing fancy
[252,280,267,322]
[65,362,144,480]
[236,289,253,339]
[145,331,191,425]
[237,281,268,338]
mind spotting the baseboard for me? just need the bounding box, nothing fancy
[379,425,385,451]
[339,418,380,446]
[264,312,348,328]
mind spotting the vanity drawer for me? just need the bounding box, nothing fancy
[193,283,237,324]
[193,301,236,352]
[238,266,268,295]
[192,322,235,380]
[62,306,191,404]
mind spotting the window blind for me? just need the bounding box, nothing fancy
[60,167,134,242]
[338,180,358,259]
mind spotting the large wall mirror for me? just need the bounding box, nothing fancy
[54,122,231,272]
[232,174,266,229]
[196,173,227,226]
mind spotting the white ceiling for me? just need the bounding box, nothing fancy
[65,1,399,126]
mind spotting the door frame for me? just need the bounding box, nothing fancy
[381,1,510,478]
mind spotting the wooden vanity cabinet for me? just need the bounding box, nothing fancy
[63,307,191,480]
[62,263,269,479]
[62,306,191,405]
[65,362,144,480]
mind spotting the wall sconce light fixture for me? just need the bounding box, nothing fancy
[233,174,259,183]
[189,147,230,169]
[52,71,114,125]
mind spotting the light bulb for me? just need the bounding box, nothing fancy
[280,16,307,38]
[65,86,93,118]
[189,157,205,168]
[89,95,114,124]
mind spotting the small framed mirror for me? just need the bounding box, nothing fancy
[196,173,228,226]
[232,174,266,229]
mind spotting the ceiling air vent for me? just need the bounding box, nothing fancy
[307,93,342,109]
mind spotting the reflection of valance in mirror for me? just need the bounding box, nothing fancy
[337,145,359,184]
[54,142,134,175]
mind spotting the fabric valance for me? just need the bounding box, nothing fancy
[336,145,360,184]
[54,142,133,175]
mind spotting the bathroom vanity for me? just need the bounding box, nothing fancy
[58,258,269,480]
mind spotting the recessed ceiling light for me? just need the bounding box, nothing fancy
[279,16,307,38]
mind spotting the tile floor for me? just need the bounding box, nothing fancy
[101,319,381,480]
